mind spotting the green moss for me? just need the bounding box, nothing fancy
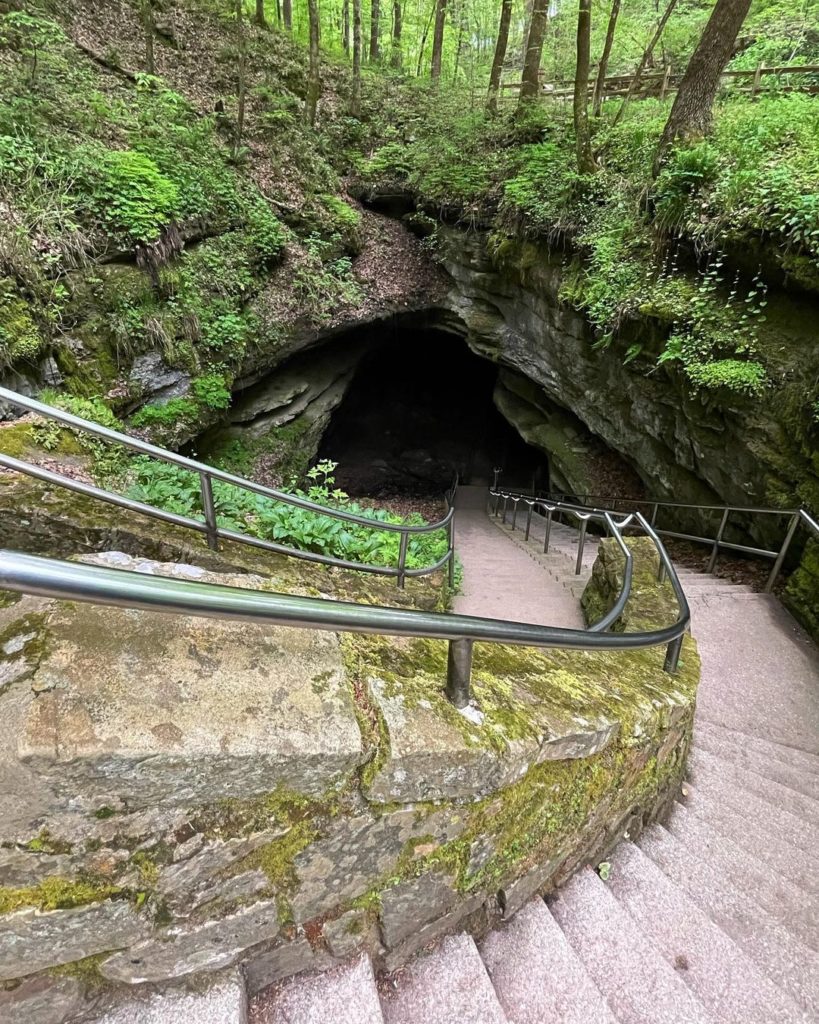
[129,851,159,886]
[784,536,819,643]
[0,877,121,915]
[23,828,72,855]
[0,281,43,368]
[49,953,109,987]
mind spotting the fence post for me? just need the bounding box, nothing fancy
[200,472,219,551]
[575,519,588,576]
[765,511,800,592]
[446,638,473,709]
[502,495,509,524]
[706,508,731,574]
[397,530,409,590]
[752,62,764,97]
[447,518,456,589]
[543,509,553,554]
[524,502,534,542]
[663,635,683,674]
[511,498,519,531]
[660,64,672,100]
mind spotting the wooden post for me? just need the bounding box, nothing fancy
[660,63,672,100]
[752,62,764,97]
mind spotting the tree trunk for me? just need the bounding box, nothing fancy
[141,1,155,75]
[351,0,363,115]
[519,0,549,103]
[417,2,434,77]
[592,0,620,116]
[255,0,268,28]
[343,0,350,53]
[233,0,247,159]
[282,0,292,31]
[430,0,447,82]
[612,0,679,127]
[306,0,321,125]
[574,0,596,173]
[370,0,381,61]
[656,0,751,165]
[487,0,512,114]
[391,1,402,68]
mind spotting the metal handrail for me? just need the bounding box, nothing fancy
[0,387,455,587]
[494,475,819,592]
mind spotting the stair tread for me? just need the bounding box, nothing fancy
[666,801,818,951]
[692,731,819,799]
[683,760,818,853]
[638,824,819,1014]
[695,720,819,777]
[550,867,716,1024]
[681,782,819,893]
[607,841,807,1024]
[95,970,246,1024]
[479,898,615,1024]
[250,955,383,1024]
[688,747,819,831]
[380,934,507,1024]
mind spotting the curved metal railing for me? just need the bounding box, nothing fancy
[0,387,455,588]
[494,477,819,592]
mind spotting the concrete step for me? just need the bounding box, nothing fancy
[479,898,616,1024]
[683,759,819,854]
[250,955,383,1024]
[688,746,819,828]
[638,823,819,1015]
[95,970,246,1024]
[665,801,818,952]
[694,721,819,787]
[681,782,819,894]
[379,934,507,1024]
[550,867,716,1024]
[607,842,807,1024]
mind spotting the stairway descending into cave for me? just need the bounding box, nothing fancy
[94,488,819,1024]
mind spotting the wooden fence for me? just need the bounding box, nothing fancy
[500,63,819,101]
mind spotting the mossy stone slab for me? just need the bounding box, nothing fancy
[19,555,365,809]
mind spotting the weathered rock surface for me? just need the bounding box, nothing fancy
[0,900,148,981]
[0,974,93,1024]
[19,555,365,808]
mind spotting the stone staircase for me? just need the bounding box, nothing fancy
[89,493,819,1024]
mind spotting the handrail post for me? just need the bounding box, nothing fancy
[397,530,409,590]
[502,495,509,524]
[493,491,501,517]
[543,508,553,553]
[524,502,534,542]
[492,467,501,490]
[446,638,473,709]
[706,507,730,574]
[575,519,588,575]
[663,635,683,674]
[650,502,659,527]
[447,518,456,589]
[200,472,219,551]
[511,498,519,531]
[765,511,801,592]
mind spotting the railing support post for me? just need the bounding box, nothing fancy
[765,511,801,592]
[575,519,588,575]
[543,509,553,554]
[524,502,533,542]
[446,638,473,709]
[447,518,456,589]
[397,530,409,589]
[502,496,509,524]
[511,499,519,531]
[706,507,730,574]
[200,472,219,551]
[493,492,500,517]
[663,635,684,674]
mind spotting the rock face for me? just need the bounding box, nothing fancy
[0,541,698,1018]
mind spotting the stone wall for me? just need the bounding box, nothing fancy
[0,540,698,1022]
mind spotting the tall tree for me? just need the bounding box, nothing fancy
[351,0,363,115]
[592,0,620,117]
[430,0,447,82]
[391,1,402,68]
[306,0,321,125]
[487,0,513,114]
[574,0,596,173]
[612,0,679,127]
[656,0,752,165]
[282,0,292,31]
[233,0,247,159]
[519,0,549,103]
[140,0,155,75]
[342,0,350,53]
[255,0,268,29]
[370,0,381,61]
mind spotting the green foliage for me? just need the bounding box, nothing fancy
[685,359,767,397]
[0,281,43,367]
[88,149,180,243]
[130,397,200,430]
[124,458,450,572]
[34,391,130,477]
[191,372,232,410]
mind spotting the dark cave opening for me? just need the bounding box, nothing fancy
[316,325,549,497]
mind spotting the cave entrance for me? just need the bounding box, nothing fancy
[316,324,548,497]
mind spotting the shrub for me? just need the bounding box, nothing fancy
[89,149,180,243]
